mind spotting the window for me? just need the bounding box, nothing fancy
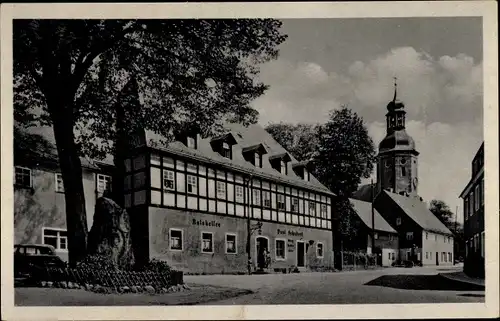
[406,232,414,240]
[469,192,474,215]
[43,228,67,250]
[15,166,32,188]
[187,136,196,149]
[97,174,112,193]
[222,142,231,159]
[474,234,479,252]
[55,173,64,193]
[464,198,469,219]
[425,232,428,240]
[401,167,406,177]
[320,204,327,218]
[277,194,285,210]
[374,233,379,240]
[465,241,469,257]
[280,160,287,175]
[389,234,394,241]
[253,189,261,206]
[448,252,452,262]
[217,181,226,199]
[426,252,429,260]
[475,185,480,211]
[275,239,286,260]
[254,153,262,168]
[481,178,484,205]
[187,175,197,194]
[225,234,237,254]
[317,242,324,258]
[396,217,401,226]
[169,229,183,251]
[291,198,299,213]
[481,232,485,258]
[263,191,271,208]
[163,170,175,190]
[235,185,244,203]
[303,169,309,181]
[309,201,316,216]
[202,232,214,253]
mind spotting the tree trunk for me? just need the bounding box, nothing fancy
[50,103,88,267]
[112,104,126,207]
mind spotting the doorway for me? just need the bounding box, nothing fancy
[296,241,305,267]
[436,252,439,265]
[255,237,269,271]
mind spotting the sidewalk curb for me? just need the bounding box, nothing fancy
[438,273,485,290]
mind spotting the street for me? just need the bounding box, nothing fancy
[15,265,484,306]
[185,265,485,305]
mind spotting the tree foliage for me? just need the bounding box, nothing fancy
[14,19,287,265]
[429,199,455,229]
[265,122,319,161]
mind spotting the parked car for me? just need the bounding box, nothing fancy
[391,259,417,268]
[14,244,66,281]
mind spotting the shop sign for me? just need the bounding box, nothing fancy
[192,219,221,227]
[277,228,304,238]
[287,239,295,252]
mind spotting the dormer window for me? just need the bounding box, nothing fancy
[269,153,291,175]
[222,142,231,158]
[187,136,197,149]
[242,144,267,168]
[292,161,312,181]
[211,133,237,160]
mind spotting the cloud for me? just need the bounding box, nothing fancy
[252,47,483,222]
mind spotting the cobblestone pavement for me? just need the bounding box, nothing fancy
[185,265,485,305]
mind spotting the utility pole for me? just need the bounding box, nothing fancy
[454,205,458,265]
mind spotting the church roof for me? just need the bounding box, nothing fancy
[382,190,453,235]
[349,198,397,233]
[143,122,334,195]
[352,183,375,202]
[378,129,418,154]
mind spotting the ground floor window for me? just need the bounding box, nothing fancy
[42,228,67,250]
[169,229,183,251]
[317,242,324,258]
[202,232,214,253]
[275,239,286,260]
[225,233,237,254]
[425,252,429,260]
[448,252,452,262]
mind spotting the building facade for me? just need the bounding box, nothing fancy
[14,129,113,262]
[459,142,484,274]
[122,123,334,274]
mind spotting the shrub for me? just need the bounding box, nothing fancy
[76,254,120,271]
[139,259,172,275]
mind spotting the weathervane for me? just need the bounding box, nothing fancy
[393,76,398,101]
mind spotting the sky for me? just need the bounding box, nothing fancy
[250,17,484,223]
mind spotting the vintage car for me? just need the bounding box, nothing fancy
[14,244,66,281]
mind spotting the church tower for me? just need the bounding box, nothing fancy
[376,79,420,196]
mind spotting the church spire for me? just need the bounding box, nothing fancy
[393,76,398,102]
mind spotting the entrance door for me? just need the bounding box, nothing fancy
[297,241,305,267]
[436,252,439,265]
[255,237,269,270]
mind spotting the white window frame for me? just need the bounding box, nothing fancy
[275,238,286,261]
[235,185,244,203]
[263,191,271,208]
[253,189,261,206]
[309,201,316,216]
[163,169,175,190]
[169,228,183,251]
[277,194,285,210]
[225,233,237,254]
[97,174,112,193]
[254,152,261,168]
[42,227,68,251]
[201,231,214,254]
[481,178,485,205]
[406,232,414,240]
[320,204,327,218]
[464,198,469,220]
[475,185,480,211]
[316,242,324,258]
[14,166,32,188]
[186,174,197,194]
[187,136,196,149]
[469,192,474,216]
[222,142,231,159]
[216,181,226,199]
[291,197,299,213]
[280,160,287,174]
[55,173,64,193]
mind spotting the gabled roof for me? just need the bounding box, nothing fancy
[144,122,334,195]
[382,190,453,235]
[352,183,376,202]
[268,152,292,162]
[242,143,268,155]
[349,198,397,233]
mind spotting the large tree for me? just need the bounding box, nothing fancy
[265,122,319,161]
[14,19,287,265]
[429,199,455,229]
